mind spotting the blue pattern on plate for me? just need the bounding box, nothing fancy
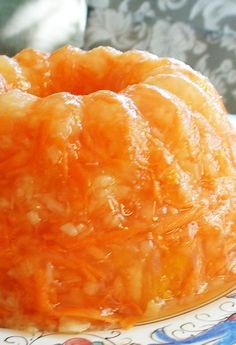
[150,313,236,345]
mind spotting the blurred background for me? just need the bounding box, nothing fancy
[0,0,235,113]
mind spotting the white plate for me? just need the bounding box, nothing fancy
[0,115,236,345]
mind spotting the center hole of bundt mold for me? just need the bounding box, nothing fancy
[30,47,151,97]
[48,46,143,96]
[50,65,135,96]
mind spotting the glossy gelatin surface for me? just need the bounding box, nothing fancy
[0,46,235,331]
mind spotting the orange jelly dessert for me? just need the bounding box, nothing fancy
[0,46,235,331]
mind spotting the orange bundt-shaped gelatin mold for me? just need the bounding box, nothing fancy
[0,45,235,331]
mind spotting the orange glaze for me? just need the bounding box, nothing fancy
[0,45,235,331]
